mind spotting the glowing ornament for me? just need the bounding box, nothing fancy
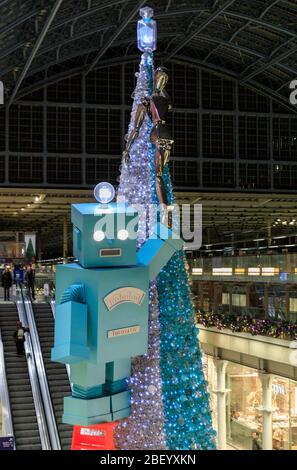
[94,182,115,204]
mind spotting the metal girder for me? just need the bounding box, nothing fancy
[8,0,64,106]
[226,11,297,38]
[207,0,281,61]
[166,0,236,61]
[259,0,280,19]
[84,0,146,76]
[241,41,297,83]
[201,35,265,64]
[49,0,128,32]
[0,8,40,36]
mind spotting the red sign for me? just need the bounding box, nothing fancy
[71,422,117,451]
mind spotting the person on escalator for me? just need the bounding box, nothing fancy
[1,266,13,301]
[13,321,29,357]
[25,266,35,301]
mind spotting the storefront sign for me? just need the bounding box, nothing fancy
[0,436,14,450]
[104,287,145,311]
[107,325,140,339]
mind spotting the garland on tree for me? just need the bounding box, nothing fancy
[196,310,297,340]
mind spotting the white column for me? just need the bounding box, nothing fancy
[213,359,229,450]
[259,373,273,450]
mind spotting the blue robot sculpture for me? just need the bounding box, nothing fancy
[51,182,183,426]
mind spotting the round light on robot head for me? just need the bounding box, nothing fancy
[94,182,115,204]
[117,229,129,241]
[93,230,105,242]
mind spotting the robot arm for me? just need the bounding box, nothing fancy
[123,98,148,163]
[51,284,90,365]
[137,223,183,279]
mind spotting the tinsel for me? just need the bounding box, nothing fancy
[197,311,297,340]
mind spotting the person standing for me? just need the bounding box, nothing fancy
[25,266,35,300]
[13,321,29,356]
[251,431,262,450]
[2,266,13,301]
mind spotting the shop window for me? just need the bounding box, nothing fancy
[227,363,263,450]
[272,377,290,450]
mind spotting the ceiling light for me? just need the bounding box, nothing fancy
[21,208,24,211]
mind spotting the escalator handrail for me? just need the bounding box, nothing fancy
[49,300,71,386]
[16,299,51,450]
[21,287,61,450]
[0,329,15,447]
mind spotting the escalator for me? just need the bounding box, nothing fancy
[32,302,73,450]
[0,303,42,450]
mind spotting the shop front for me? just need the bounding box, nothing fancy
[203,355,297,450]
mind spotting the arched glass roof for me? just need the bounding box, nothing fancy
[0,0,297,109]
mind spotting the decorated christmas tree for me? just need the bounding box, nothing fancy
[115,7,215,450]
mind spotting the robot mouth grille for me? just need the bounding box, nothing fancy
[100,248,122,257]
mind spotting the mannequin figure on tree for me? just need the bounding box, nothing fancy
[122,66,174,207]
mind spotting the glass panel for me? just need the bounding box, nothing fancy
[227,363,263,450]
[289,381,297,450]
[272,377,290,450]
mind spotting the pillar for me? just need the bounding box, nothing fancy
[214,359,229,450]
[63,218,68,263]
[259,373,273,450]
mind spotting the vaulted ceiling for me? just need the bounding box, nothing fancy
[0,0,297,109]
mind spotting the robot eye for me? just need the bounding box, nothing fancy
[117,229,129,241]
[93,230,105,242]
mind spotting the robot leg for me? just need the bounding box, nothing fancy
[105,358,131,421]
[154,147,168,206]
[63,362,113,426]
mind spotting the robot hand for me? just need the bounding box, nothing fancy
[122,150,130,164]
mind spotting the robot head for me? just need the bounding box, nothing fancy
[71,183,139,268]
[154,67,169,93]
